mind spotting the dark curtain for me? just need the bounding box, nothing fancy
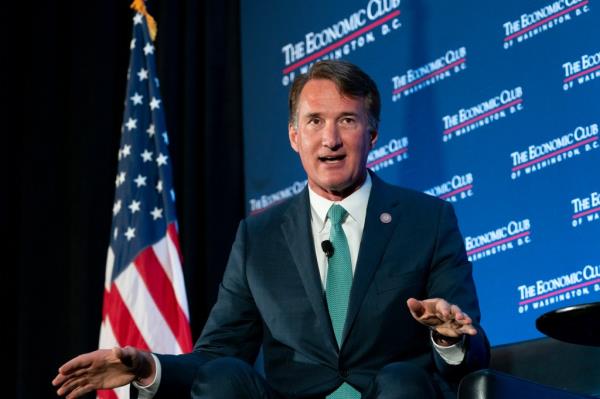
[20,1,243,397]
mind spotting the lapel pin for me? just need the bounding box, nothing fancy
[379,212,392,224]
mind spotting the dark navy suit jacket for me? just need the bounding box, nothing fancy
[155,173,490,398]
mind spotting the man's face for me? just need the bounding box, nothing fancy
[289,79,378,200]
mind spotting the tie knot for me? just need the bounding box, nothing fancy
[327,204,348,225]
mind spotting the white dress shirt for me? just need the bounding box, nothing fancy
[308,174,371,286]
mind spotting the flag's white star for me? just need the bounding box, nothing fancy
[150,207,163,220]
[146,124,156,137]
[140,149,153,162]
[121,144,131,158]
[130,38,136,49]
[143,43,155,55]
[156,153,168,166]
[115,172,126,187]
[134,174,147,187]
[125,117,138,131]
[137,68,149,81]
[156,180,163,193]
[113,200,122,215]
[129,200,141,214]
[125,227,136,241]
[130,92,143,105]
[133,14,144,25]
[162,132,169,144]
[113,227,119,240]
[149,97,161,110]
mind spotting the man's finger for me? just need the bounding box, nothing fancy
[460,325,478,335]
[54,355,92,386]
[433,299,451,319]
[65,383,94,399]
[436,322,478,337]
[56,375,82,396]
[450,304,462,316]
[58,354,92,375]
[52,373,66,386]
[455,313,472,325]
[406,298,425,317]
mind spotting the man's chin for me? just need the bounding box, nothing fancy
[320,179,351,193]
[313,177,364,198]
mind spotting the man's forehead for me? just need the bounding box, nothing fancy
[300,78,346,97]
[298,79,366,113]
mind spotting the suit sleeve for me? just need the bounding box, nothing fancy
[427,201,490,380]
[154,220,263,397]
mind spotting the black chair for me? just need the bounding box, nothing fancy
[459,303,600,398]
[458,369,596,399]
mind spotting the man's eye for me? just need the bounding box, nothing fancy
[308,118,321,125]
[340,118,356,125]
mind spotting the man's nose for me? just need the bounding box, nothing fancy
[322,122,342,149]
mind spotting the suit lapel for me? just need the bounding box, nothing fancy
[281,189,338,352]
[342,173,402,345]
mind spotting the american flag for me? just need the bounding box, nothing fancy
[98,11,193,399]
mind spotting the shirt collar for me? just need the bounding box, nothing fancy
[308,173,372,232]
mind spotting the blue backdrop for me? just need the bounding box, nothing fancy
[240,0,600,346]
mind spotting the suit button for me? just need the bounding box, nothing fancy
[340,370,349,378]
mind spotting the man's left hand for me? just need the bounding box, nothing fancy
[407,297,478,343]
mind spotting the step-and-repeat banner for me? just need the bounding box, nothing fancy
[240,0,600,346]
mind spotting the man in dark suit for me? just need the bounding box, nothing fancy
[54,60,489,399]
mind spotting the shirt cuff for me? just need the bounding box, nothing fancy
[132,353,161,398]
[430,332,466,365]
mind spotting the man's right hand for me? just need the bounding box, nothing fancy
[52,346,155,399]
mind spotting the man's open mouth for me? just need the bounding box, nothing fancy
[318,155,346,163]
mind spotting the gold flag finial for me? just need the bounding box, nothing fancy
[130,0,157,41]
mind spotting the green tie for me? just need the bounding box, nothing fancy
[325,204,360,399]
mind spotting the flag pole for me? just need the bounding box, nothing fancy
[130,0,157,41]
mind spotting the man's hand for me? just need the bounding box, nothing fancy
[52,346,155,398]
[407,298,477,346]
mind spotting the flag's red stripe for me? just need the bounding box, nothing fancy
[97,389,119,399]
[135,248,193,352]
[167,223,183,262]
[102,289,110,319]
[104,284,150,350]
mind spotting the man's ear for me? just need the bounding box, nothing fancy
[289,123,299,153]
[369,129,378,148]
